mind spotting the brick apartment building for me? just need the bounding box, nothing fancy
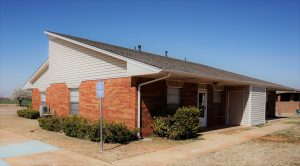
[23,31,294,136]
[276,91,300,115]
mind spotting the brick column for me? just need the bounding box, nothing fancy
[46,83,70,116]
[206,84,214,127]
[138,78,167,136]
[32,88,40,111]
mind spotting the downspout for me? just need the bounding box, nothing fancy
[137,72,171,138]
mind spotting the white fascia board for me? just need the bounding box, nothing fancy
[22,59,49,89]
[162,69,288,89]
[22,81,33,90]
[249,85,252,125]
[44,31,161,73]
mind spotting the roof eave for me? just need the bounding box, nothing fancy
[162,69,294,91]
[22,59,49,90]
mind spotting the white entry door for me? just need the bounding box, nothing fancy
[198,90,207,127]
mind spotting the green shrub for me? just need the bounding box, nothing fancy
[37,115,137,144]
[104,122,137,143]
[38,116,62,132]
[168,125,187,140]
[169,106,200,140]
[151,108,177,117]
[87,121,137,143]
[17,109,39,119]
[62,116,89,139]
[87,121,100,142]
[153,106,200,140]
[153,116,173,137]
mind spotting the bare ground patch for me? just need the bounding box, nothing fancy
[172,141,300,166]
[172,117,300,166]
[254,117,300,144]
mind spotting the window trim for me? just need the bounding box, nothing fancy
[167,87,181,110]
[69,88,79,115]
[40,92,46,107]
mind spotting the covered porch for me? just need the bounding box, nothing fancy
[135,72,280,136]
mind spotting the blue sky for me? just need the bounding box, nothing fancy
[0,0,299,97]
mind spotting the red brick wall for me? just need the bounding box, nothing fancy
[79,80,98,121]
[32,88,40,111]
[206,85,226,126]
[79,77,137,129]
[220,91,226,125]
[138,81,226,136]
[46,83,70,116]
[139,80,205,136]
[276,101,300,114]
[180,82,198,107]
[207,84,214,127]
[137,78,167,136]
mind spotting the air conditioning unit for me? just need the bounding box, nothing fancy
[39,105,50,117]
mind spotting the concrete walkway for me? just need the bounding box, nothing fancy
[112,123,292,166]
[0,130,112,166]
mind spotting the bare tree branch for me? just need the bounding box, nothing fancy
[11,89,32,106]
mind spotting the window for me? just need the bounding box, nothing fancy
[213,91,221,103]
[213,91,222,115]
[294,93,300,101]
[70,89,79,115]
[280,93,291,101]
[40,92,46,107]
[167,87,180,109]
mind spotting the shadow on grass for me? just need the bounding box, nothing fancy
[266,116,289,121]
[104,144,123,151]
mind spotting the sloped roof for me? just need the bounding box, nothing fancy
[46,31,293,90]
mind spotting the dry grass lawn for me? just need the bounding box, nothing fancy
[0,113,199,162]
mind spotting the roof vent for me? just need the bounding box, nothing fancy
[165,51,168,57]
[134,46,136,50]
[184,57,186,61]
[138,45,142,52]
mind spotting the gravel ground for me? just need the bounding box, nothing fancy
[173,117,300,166]
[0,113,197,162]
[172,141,300,166]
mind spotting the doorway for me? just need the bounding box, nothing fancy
[198,90,207,127]
[227,91,244,125]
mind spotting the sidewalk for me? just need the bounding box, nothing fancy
[112,123,292,166]
[0,130,112,166]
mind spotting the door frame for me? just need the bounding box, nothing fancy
[226,91,245,125]
[198,89,208,127]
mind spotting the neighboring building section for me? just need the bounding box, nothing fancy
[276,91,300,114]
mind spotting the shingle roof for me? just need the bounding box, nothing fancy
[47,31,293,90]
